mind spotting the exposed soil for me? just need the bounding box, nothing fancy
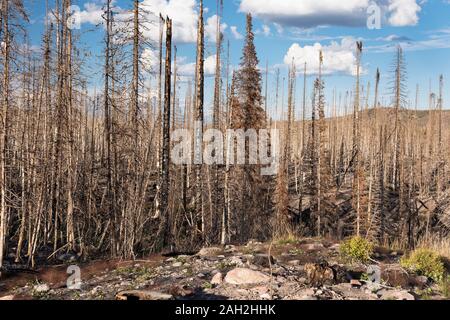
[0,239,448,301]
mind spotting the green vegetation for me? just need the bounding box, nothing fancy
[340,236,374,264]
[440,275,450,298]
[400,248,445,282]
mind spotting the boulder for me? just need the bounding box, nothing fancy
[411,275,429,289]
[331,283,378,300]
[381,265,411,288]
[224,268,270,285]
[197,247,223,257]
[249,254,276,268]
[380,289,415,300]
[303,242,324,251]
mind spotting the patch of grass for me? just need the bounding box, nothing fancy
[400,248,445,282]
[216,261,236,270]
[202,282,213,289]
[416,287,434,300]
[440,275,450,298]
[115,266,155,282]
[275,234,299,246]
[340,236,374,264]
[417,236,450,260]
[288,248,304,255]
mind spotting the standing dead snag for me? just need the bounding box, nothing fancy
[0,0,11,273]
[194,0,205,240]
[155,17,172,251]
[352,41,366,237]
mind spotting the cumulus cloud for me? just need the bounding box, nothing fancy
[141,47,159,71]
[284,37,360,75]
[239,0,423,28]
[140,0,199,43]
[77,2,104,26]
[205,15,228,42]
[177,54,217,76]
[77,0,199,43]
[230,26,244,39]
[388,0,421,26]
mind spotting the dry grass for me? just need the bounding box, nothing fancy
[417,236,450,260]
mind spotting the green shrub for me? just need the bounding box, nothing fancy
[340,236,373,264]
[400,248,445,282]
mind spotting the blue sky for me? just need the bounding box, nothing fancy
[25,0,450,118]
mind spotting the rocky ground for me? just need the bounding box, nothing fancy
[0,238,448,300]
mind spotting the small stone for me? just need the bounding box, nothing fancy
[211,272,223,285]
[90,286,102,295]
[227,256,244,266]
[250,254,276,268]
[165,257,176,263]
[34,284,50,293]
[0,295,15,300]
[350,280,362,288]
[172,262,183,267]
[252,286,269,295]
[197,273,206,279]
[260,293,271,300]
[288,260,300,266]
[293,288,317,300]
[225,245,237,253]
[298,277,307,284]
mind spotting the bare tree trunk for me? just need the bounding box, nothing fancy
[155,17,172,250]
[0,0,10,273]
[194,0,205,240]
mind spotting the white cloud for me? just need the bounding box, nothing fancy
[177,54,217,76]
[77,2,104,26]
[230,26,244,39]
[388,0,421,26]
[256,24,271,36]
[239,0,423,28]
[140,0,198,43]
[284,37,360,75]
[141,47,159,71]
[205,15,228,42]
[78,0,199,43]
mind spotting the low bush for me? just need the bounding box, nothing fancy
[400,248,445,282]
[340,236,374,264]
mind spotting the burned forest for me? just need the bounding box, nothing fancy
[0,0,449,290]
